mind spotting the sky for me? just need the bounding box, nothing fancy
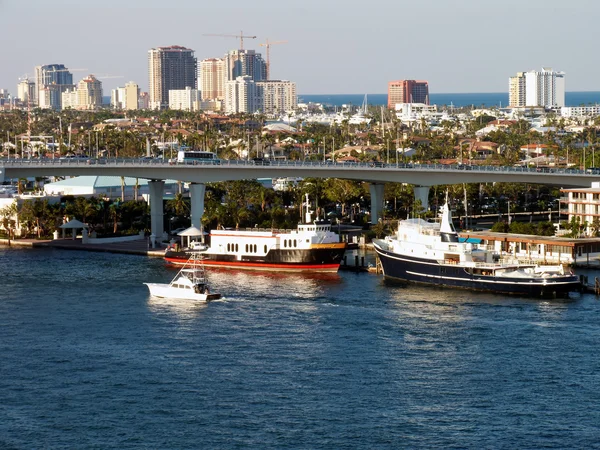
[1,0,598,95]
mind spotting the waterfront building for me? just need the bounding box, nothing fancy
[509,72,526,107]
[169,87,201,111]
[525,68,565,108]
[560,105,600,118]
[224,49,267,83]
[560,182,600,236]
[508,68,565,108]
[387,80,429,109]
[148,46,197,110]
[200,58,225,101]
[256,80,297,115]
[34,64,74,108]
[17,80,35,104]
[76,75,103,110]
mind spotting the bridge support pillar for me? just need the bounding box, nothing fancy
[148,180,165,248]
[414,186,431,212]
[190,183,206,231]
[369,183,385,225]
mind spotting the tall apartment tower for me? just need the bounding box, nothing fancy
[17,79,35,104]
[525,68,565,108]
[387,80,429,109]
[225,76,260,114]
[200,58,225,100]
[509,68,565,108]
[77,74,103,110]
[224,50,267,83]
[509,72,527,107]
[256,80,297,114]
[34,64,74,109]
[148,46,197,110]
[124,82,140,110]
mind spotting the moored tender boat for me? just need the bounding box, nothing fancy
[372,201,581,297]
[145,254,221,301]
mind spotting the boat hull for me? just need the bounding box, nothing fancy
[165,245,346,273]
[374,243,580,297]
[144,283,221,301]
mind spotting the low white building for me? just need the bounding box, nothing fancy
[169,87,201,111]
[44,176,179,200]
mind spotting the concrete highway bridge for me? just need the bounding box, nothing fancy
[2,158,599,241]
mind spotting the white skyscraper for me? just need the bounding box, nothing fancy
[225,76,260,114]
[509,68,565,108]
[525,68,565,108]
[169,87,201,111]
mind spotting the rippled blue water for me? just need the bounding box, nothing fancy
[1,246,600,449]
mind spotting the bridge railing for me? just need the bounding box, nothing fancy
[0,157,593,175]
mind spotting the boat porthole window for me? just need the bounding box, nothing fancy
[254,244,257,253]
[264,245,267,253]
[294,239,297,247]
[245,244,248,252]
[236,244,239,252]
[284,240,287,248]
[227,243,230,252]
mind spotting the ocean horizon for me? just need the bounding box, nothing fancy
[298,92,600,108]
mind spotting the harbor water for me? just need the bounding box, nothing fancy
[1,246,600,448]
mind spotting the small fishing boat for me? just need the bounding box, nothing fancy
[145,254,221,301]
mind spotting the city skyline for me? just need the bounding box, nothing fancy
[1,0,599,95]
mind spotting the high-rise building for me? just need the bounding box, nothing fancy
[77,75,103,110]
[111,87,127,110]
[124,82,140,110]
[387,80,429,109]
[509,72,527,107]
[256,80,297,115]
[17,79,35,104]
[508,68,565,108]
[111,82,140,110]
[148,46,197,110]
[34,64,74,108]
[61,89,78,109]
[225,76,260,114]
[138,92,150,109]
[525,68,565,108]
[169,87,201,111]
[224,49,267,83]
[200,58,225,100]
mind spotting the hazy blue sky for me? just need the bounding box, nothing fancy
[1,0,598,95]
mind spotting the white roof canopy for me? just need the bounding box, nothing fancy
[60,219,88,229]
[178,226,206,236]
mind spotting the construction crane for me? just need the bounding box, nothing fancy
[260,38,288,80]
[203,31,257,50]
[93,74,124,79]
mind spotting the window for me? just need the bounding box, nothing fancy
[284,240,287,248]
[264,245,267,253]
[294,239,297,247]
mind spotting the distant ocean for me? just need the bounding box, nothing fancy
[298,92,600,108]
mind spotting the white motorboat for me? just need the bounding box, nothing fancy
[145,255,221,301]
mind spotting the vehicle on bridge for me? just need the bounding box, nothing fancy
[176,148,220,164]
